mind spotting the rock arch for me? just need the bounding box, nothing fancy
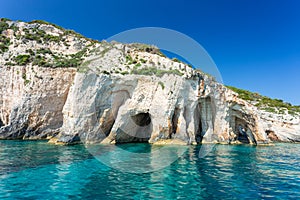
[229,106,257,144]
[115,111,153,143]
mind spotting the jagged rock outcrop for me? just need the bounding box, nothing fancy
[1,19,300,144]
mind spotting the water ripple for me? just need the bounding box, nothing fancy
[0,141,300,199]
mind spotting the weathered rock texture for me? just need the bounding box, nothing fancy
[1,20,300,144]
[0,65,75,139]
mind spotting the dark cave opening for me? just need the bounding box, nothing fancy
[194,97,215,144]
[234,117,250,144]
[266,130,279,141]
[194,103,203,143]
[115,112,152,143]
[170,107,180,137]
[0,118,3,128]
[103,117,115,137]
[131,113,151,127]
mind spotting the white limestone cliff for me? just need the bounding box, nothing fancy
[0,19,299,144]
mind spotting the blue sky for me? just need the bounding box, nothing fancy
[1,0,300,104]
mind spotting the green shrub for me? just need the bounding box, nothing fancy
[262,107,276,113]
[24,79,30,85]
[29,20,64,30]
[9,24,19,32]
[129,43,166,57]
[158,81,165,90]
[77,66,89,73]
[53,58,80,68]
[23,28,60,43]
[21,74,30,85]
[28,20,98,44]
[227,85,300,115]
[36,48,52,55]
[63,29,85,39]
[32,55,51,67]
[13,54,31,65]
[25,49,35,55]
[24,33,41,42]
[0,35,10,53]
[120,71,129,75]
[156,69,183,77]
[172,58,180,63]
[71,47,88,59]
[131,67,155,76]
[63,29,98,43]
[135,63,141,67]
[288,110,297,116]
[140,58,147,63]
[0,18,12,22]
[6,61,14,66]
[43,34,60,43]
[0,21,9,34]
[226,86,256,101]
[126,55,133,63]
[131,67,183,77]
[51,48,86,68]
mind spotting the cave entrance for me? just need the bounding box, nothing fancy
[265,130,279,141]
[170,107,180,138]
[234,117,250,144]
[194,97,214,144]
[128,112,152,143]
[131,113,151,127]
[194,103,203,143]
[116,112,152,143]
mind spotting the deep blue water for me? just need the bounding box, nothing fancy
[0,141,299,199]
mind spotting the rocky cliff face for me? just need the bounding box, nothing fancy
[1,19,299,144]
[0,65,75,139]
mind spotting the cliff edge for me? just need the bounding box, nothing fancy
[1,19,299,144]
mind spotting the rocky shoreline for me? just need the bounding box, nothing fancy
[1,19,299,145]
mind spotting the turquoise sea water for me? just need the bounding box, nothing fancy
[0,141,299,199]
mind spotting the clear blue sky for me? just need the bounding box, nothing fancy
[1,0,300,104]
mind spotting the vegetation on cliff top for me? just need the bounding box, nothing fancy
[0,18,169,70]
[28,20,99,43]
[0,18,98,68]
[2,18,297,113]
[227,86,300,115]
[131,66,183,77]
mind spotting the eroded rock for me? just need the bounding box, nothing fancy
[1,20,300,145]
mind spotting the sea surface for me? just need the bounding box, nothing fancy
[0,140,299,199]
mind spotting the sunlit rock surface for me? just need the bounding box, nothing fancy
[1,19,299,144]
